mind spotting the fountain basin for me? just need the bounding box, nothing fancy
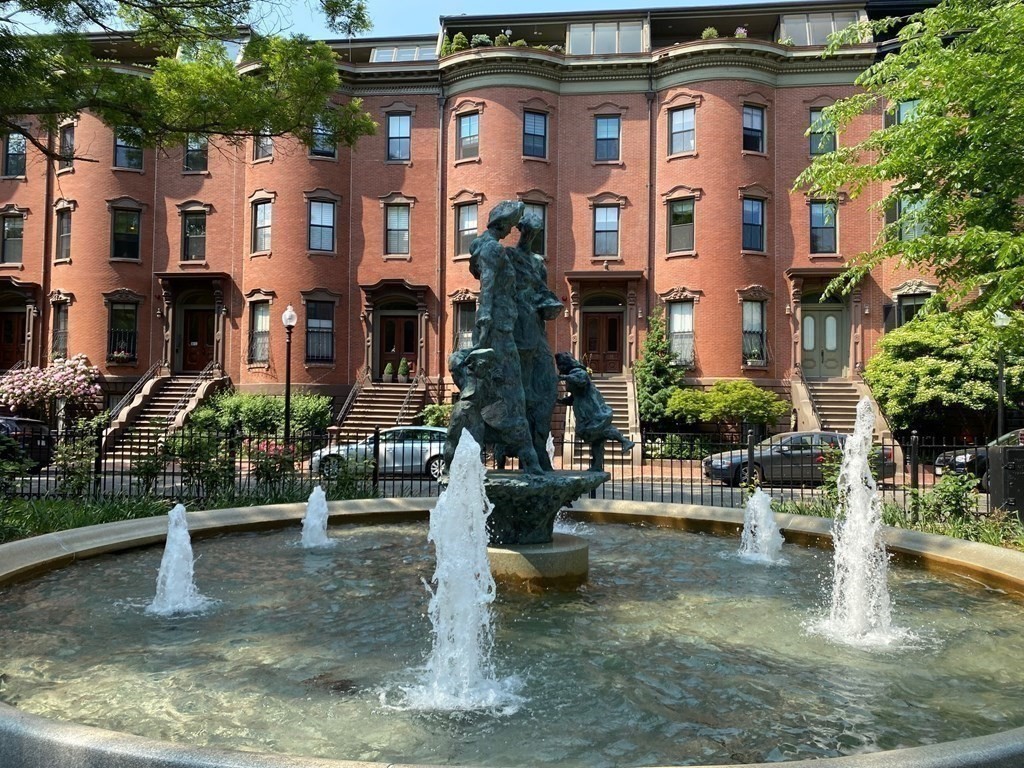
[2,497,1024,768]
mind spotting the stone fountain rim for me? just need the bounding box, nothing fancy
[2,496,1024,768]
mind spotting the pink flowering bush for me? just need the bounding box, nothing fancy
[0,355,102,419]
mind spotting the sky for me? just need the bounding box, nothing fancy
[279,0,750,39]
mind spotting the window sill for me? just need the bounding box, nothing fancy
[809,253,842,262]
[742,362,769,370]
[250,250,272,259]
[667,151,698,161]
[740,250,768,258]
[54,258,71,266]
[304,362,336,369]
[454,156,481,166]
[308,154,339,162]
[592,160,624,167]
[666,250,697,260]
[252,156,273,165]
[247,362,270,370]
[453,253,471,262]
[383,253,411,261]
[0,262,23,270]
[308,250,336,258]
[182,170,210,176]
[385,159,412,166]
[179,260,209,268]
[106,360,138,367]
[522,155,549,163]
[741,150,768,159]
[55,167,74,176]
[591,256,622,264]
[110,257,143,264]
[0,175,26,182]
[112,167,145,174]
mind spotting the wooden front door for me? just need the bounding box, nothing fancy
[378,314,418,378]
[0,312,25,370]
[583,311,623,374]
[182,309,215,372]
[801,307,846,378]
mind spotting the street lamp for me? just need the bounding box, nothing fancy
[994,310,1010,437]
[281,304,298,444]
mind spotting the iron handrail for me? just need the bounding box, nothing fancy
[165,360,218,429]
[794,366,825,430]
[335,366,371,425]
[107,360,162,423]
[396,372,425,425]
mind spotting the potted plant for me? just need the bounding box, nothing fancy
[382,362,394,382]
[397,358,410,383]
[701,26,718,40]
[734,26,749,38]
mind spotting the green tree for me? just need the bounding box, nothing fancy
[797,0,1024,311]
[1,0,376,159]
[634,307,682,429]
[863,310,1024,435]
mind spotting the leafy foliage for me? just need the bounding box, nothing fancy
[189,390,331,433]
[0,354,101,422]
[417,403,452,427]
[797,0,1024,311]
[1,0,375,159]
[863,310,1024,434]
[634,307,682,428]
[450,32,470,52]
[668,380,789,429]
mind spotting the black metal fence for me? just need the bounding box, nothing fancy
[4,425,1009,516]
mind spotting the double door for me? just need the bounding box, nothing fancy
[0,312,25,370]
[801,307,846,378]
[182,309,215,372]
[378,314,418,378]
[583,312,623,374]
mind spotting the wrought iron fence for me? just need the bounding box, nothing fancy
[3,425,1008,518]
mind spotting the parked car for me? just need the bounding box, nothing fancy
[0,416,54,472]
[702,431,896,487]
[932,430,1024,492]
[310,426,447,480]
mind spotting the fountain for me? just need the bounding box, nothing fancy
[738,487,786,563]
[300,485,336,548]
[145,504,213,616]
[812,398,909,647]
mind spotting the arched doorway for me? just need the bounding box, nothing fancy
[175,288,217,373]
[800,293,848,378]
[581,293,625,374]
[377,300,419,379]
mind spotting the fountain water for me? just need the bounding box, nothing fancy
[738,487,786,563]
[814,398,910,646]
[145,504,213,616]
[397,432,522,712]
[300,485,336,548]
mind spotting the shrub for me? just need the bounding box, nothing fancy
[397,358,410,377]
[290,393,332,433]
[132,446,169,495]
[248,439,297,494]
[53,434,96,497]
[470,34,493,47]
[0,354,102,423]
[701,27,719,39]
[383,362,394,378]
[665,387,706,425]
[547,44,564,53]
[418,403,453,427]
[451,32,469,52]
[439,34,452,56]
[634,307,682,429]
[495,33,510,46]
[0,435,31,497]
[644,434,711,460]
[512,39,528,47]
[734,26,748,38]
[702,380,789,428]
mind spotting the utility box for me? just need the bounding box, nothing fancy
[989,446,1024,519]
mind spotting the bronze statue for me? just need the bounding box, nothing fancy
[555,352,635,471]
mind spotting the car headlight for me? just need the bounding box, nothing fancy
[952,454,975,464]
[710,459,729,469]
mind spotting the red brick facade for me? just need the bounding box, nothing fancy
[0,5,933,407]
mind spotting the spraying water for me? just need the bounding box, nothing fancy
[545,432,556,467]
[395,431,522,712]
[301,485,336,548]
[812,398,910,647]
[146,504,214,616]
[738,488,786,563]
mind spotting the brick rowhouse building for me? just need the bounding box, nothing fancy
[0,1,934,426]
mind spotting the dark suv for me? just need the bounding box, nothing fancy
[932,430,1024,492]
[0,416,54,472]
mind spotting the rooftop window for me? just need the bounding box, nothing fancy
[568,21,644,55]
[779,11,862,46]
[370,45,437,62]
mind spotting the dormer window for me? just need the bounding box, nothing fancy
[568,21,643,55]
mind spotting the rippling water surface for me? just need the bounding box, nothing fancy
[2,521,1023,767]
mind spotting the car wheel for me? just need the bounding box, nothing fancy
[319,455,343,479]
[427,455,445,480]
[734,462,763,486]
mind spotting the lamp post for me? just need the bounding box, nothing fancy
[281,304,298,444]
[994,310,1010,437]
